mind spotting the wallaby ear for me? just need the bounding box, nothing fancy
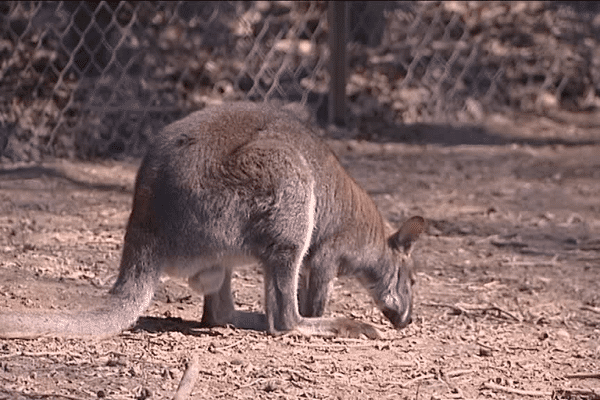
[389,216,426,254]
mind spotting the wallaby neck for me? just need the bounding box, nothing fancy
[312,152,389,254]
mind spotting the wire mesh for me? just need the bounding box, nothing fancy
[346,1,600,135]
[1,1,600,160]
[0,1,329,159]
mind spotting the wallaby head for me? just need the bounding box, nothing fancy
[299,213,425,332]
[0,102,426,339]
[371,216,425,328]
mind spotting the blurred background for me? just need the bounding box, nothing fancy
[1,1,600,160]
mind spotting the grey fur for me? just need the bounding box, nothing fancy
[0,102,424,339]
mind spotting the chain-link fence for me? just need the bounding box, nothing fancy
[0,1,330,159]
[345,1,600,138]
[1,1,600,161]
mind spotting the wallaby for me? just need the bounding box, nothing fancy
[0,102,424,339]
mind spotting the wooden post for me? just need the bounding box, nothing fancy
[328,1,347,127]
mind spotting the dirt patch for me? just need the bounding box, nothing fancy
[0,136,599,399]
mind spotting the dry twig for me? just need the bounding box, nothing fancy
[211,338,246,352]
[0,392,83,400]
[446,369,475,378]
[581,305,600,315]
[0,350,75,359]
[399,373,437,388]
[283,368,319,384]
[235,378,265,389]
[423,302,520,321]
[486,304,521,322]
[553,388,600,399]
[565,372,600,379]
[172,354,200,400]
[286,341,380,349]
[482,382,551,397]
[212,378,266,399]
[422,302,471,316]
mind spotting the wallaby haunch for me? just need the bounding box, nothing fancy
[0,102,425,339]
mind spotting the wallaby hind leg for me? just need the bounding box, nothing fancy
[263,249,305,334]
[199,267,235,327]
[199,267,268,331]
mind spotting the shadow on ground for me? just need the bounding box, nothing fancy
[0,165,131,192]
[355,122,599,147]
[133,311,268,336]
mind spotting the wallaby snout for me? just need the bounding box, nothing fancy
[376,280,413,329]
[382,306,412,329]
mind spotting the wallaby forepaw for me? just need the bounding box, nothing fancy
[332,318,382,340]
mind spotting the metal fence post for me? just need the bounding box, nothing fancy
[328,1,347,127]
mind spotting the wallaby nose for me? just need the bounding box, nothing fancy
[394,315,411,329]
[382,307,412,329]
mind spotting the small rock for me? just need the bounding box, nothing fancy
[556,329,570,340]
[479,347,492,357]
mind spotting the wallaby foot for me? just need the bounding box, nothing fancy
[294,317,382,340]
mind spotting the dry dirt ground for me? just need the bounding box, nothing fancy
[0,119,599,399]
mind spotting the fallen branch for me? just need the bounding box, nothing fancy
[565,372,600,379]
[482,382,551,397]
[172,354,200,400]
[284,368,319,384]
[446,369,475,378]
[0,392,82,400]
[422,302,521,321]
[553,388,600,399]
[400,373,437,388]
[581,305,600,315]
[234,378,265,390]
[422,302,471,316]
[476,341,496,351]
[457,302,521,322]
[211,338,246,352]
[213,378,266,399]
[382,373,437,389]
[0,350,75,359]
[286,341,381,350]
[486,304,521,322]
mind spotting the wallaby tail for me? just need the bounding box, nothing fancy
[0,253,160,339]
[0,298,146,339]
